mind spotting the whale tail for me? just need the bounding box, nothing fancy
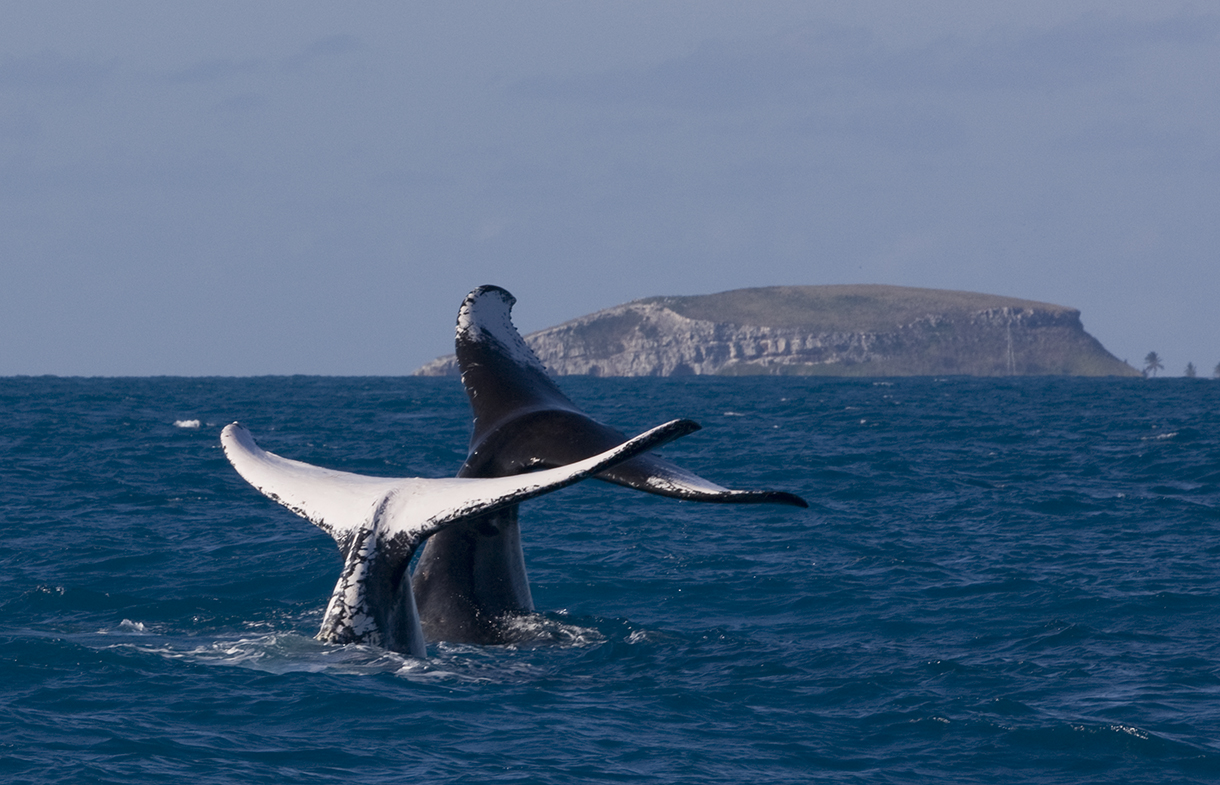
[220,417,699,655]
[454,285,808,507]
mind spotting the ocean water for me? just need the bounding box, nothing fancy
[2,375,1219,784]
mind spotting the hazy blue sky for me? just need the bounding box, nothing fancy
[2,1,1216,375]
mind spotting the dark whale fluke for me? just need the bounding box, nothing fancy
[411,285,807,645]
[453,286,809,506]
[221,418,699,656]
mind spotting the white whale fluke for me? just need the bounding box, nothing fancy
[220,418,699,656]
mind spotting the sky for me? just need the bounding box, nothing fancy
[2,1,1216,376]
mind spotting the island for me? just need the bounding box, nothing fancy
[414,285,1139,377]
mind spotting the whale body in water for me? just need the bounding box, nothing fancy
[221,418,699,656]
[410,285,808,645]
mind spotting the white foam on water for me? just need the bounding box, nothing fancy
[95,619,150,635]
[99,625,593,684]
[495,613,605,649]
[174,419,202,429]
[624,628,673,645]
[114,633,419,676]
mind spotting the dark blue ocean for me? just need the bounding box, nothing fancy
[2,376,1219,783]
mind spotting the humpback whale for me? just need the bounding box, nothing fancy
[411,285,808,644]
[221,418,699,656]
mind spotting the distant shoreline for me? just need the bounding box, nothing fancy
[416,285,1140,378]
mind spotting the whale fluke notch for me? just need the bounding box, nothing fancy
[221,417,700,656]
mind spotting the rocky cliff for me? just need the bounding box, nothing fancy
[414,285,1138,377]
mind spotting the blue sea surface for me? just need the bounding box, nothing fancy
[2,376,1219,783]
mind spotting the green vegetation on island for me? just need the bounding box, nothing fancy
[640,285,1071,332]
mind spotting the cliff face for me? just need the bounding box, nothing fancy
[414,285,1138,378]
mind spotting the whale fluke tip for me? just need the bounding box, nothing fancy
[767,491,809,508]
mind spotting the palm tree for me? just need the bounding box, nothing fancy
[1185,362,1197,378]
[1144,351,1164,377]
